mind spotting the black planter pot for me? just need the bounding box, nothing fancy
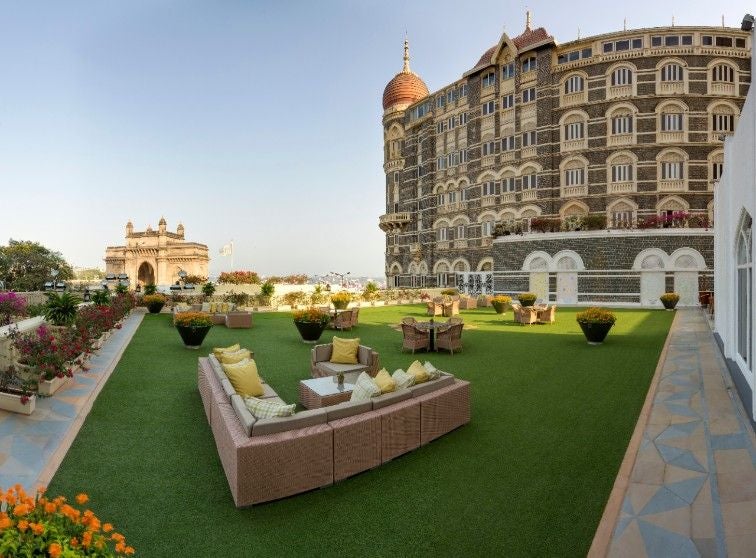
[492,301,508,314]
[176,325,212,349]
[518,299,536,308]
[294,320,327,343]
[579,322,613,345]
[661,299,678,310]
[147,302,165,314]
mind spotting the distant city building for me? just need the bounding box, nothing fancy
[381,14,750,304]
[104,218,209,287]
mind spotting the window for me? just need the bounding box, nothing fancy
[502,176,516,192]
[651,35,692,47]
[564,75,584,94]
[712,161,724,180]
[459,149,469,163]
[612,210,634,228]
[522,172,538,189]
[564,168,584,186]
[447,191,457,204]
[456,225,465,239]
[557,47,593,64]
[437,156,447,170]
[481,181,497,196]
[662,112,683,131]
[712,64,735,83]
[436,96,445,109]
[661,63,683,82]
[502,63,515,80]
[393,171,399,184]
[603,37,642,52]
[437,228,448,241]
[482,141,496,156]
[611,67,632,86]
[565,121,584,140]
[460,112,469,125]
[502,94,515,109]
[436,121,446,134]
[713,112,735,133]
[661,161,683,180]
[611,114,633,134]
[482,100,496,115]
[522,88,536,103]
[611,164,632,182]
[522,130,537,147]
[736,212,753,366]
[437,192,445,205]
[409,101,431,121]
[522,56,537,73]
[482,72,496,88]
[482,220,495,236]
[459,83,468,97]
[501,136,515,151]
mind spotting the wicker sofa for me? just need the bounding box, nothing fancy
[198,355,470,507]
[173,303,253,327]
[310,343,379,378]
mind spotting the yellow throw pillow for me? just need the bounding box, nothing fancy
[209,302,216,313]
[407,360,430,384]
[330,336,360,364]
[373,368,396,394]
[222,359,264,398]
[212,343,240,358]
[218,348,251,364]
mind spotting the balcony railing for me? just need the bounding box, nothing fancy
[608,182,636,194]
[608,134,633,147]
[521,146,537,159]
[659,179,686,192]
[710,82,736,96]
[607,84,633,99]
[436,240,450,250]
[500,192,516,204]
[659,82,684,95]
[453,239,468,249]
[481,155,495,168]
[481,195,497,207]
[379,212,412,232]
[562,185,588,198]
[521,189,538,201]
[383,159,405,173]
[561,91,587,106]
[437,201,468,215]
[562,138,587,152]
[658,131,685,143]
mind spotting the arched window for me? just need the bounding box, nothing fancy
[435,261,451,287]
[520,207,540,233]
[453,259,470,273]
[606,103,637,146]
[736,212,753,366]
[606,63,636,99]
[606,151,637,194]
[709,101,739,141]
[607,198,637,229]
[560,201,589,230]
[564,74,584,94]
[560,156,588,197]
[434,219,450,242]
[521,168,538,190]
[709,149,724,187]
[560,111,588,151]
[561,72,587,106]
[657,59,687,94]
[709,60,738,95]
[657,149,688,191]
[660,62,683,82]
[657,100,687,142]
[501,168,517,194]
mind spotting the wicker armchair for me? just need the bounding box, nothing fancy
[311,343,379,378]
[513,305,538,325]
[401,323,431,354]
[225,312,253,329]
[436,323,463,355]
[458,296,477,310]
[330,309,353,331]
[349,307,360,328]
[537,305,556,324]
[426,297,444,316]
[443,299,460,317]
[401,316,417,325]
[447,317,464,326]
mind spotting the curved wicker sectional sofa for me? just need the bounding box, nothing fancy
[198,356,470,507]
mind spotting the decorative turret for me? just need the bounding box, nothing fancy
[177,222,185,238]
[126,220,133,237]
[382,38,429,111]
[159,216,167,234]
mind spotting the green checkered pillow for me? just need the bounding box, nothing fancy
[391,369,415,389]
[244,397,296,419]
[423,361,442,380]
[350,372,381,402]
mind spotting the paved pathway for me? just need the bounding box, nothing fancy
[602,309,756,557]
[0,311,143,492]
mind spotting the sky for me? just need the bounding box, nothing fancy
[0,0,752,277]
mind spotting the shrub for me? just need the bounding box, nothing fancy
[440,289,458,296]
[517,293,537,306]
[260,281,275,298]
[143,284,157,295]
[576,307,617,325]
[266,274,308,285]
[531,217,560,233]
[174,312,213,328]
[292,307,329,324]
[25,303,46,318]
[142,294,166,305]
[660,292,680,304]
[114,284,128,295]
[330,291,351,304]
[44,292,82,326]
[90,289,111,305]
[223,291,251,307]
[281,291,306,307]
[183,274,206,284]
[0,291,27,326]
[361,282,379,301]
[75,304,116,339]
[582,214,607,230]
[201,282,216,297]
[11,325,71,380]
[217,271,260,285]
[491,295,512,304]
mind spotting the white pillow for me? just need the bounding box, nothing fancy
[244,397,295,419]
[201,302,211,312]
[423,361,442,380]
[392,369,415,389]
[350,372,380,402]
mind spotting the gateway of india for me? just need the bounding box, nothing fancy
[104,218,209,288]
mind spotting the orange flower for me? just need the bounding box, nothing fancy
[30,522,44,535]
[103,523,113,533]
[13,503,30,516]
[82,530,93,548]
[45,501,57,514]
[0,513,12,529]
[125,546,135,555]
[17,519,28,532]
[115,541,126,553]
[111,533,125,543]
[48,542,62,558]
[75,493,89,505]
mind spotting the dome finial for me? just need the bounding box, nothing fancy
[402,37,411,73]
[525,10,532,31]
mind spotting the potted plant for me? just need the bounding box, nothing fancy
[293,307,330,343]
[576,307,617,345]
[143,293,166,314]
[174,312,214,349]
[330,291,351,310]
[517,293,537,307]
[0,366,35,415]
[202,282,216,298]
[10,325,74,395]
[143,283,158,295]
[491,295,512,314]
[90,289,111,305]
[362,282,379,305]
[259,281,275,306]
[0,291,27,326]
[660,292,680,310]
[43,292,81,327]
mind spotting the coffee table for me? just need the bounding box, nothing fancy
[299,372,360,409]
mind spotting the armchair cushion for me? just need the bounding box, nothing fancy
[350,372,380,402]
[373,368,396,394]
[423,361,442,380]
[201,302,211,312]
[407,360,430,384]
[244,396,296,419]
[316,362,369,375]
[331,336,360,364]
[218,348,252,365]
[222,359,264,398]
[213,343,240,358]
[392,369,415,389]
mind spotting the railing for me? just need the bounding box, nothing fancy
[561,91,587,106]
[659,81,684,95]
[383,159,405,173]
[500,151,515,162]
[607,84,632,99]
[710,82,736,96]
[481,155,495,168]
[437,201,468,215]
[436,241,450,250]
[562,185,588,198]
[608,182,635,194]
[607,134,633,147]
[562,138,587,152]
[500,192,516,203]
[659,179,686,192]
[658,131,684,143]
[379,212,412,232]
[481,195,497,207]
[521,189,538,201]
[521,146,537,159]
[453,239,468,249]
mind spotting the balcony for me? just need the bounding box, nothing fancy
[501,108,515,124]
[562,185,588,198]
[383,158,405,173]
[500,192,516,204]
[561,92,587,106]
[437,201,468,215]
[659,179,686,192]
[379,212,412,232]
[500,151,515,162]
[658,131,685,143]
[608,182,636,194]
[481,195,497,208]
[607,84,632,99]
[521,146,537,159]
[481,155,495,168]
[562,138,587,152]
[453,239,468,249]
[710,131,733,143]
[436,241,450,250]
[521,189,538,201]
[710,82,736,96]
[659,82,684,95]
[608,134,633,147]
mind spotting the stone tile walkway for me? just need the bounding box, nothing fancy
[0,311,144,492]
[602,309,756,557]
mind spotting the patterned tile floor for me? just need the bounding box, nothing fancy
[0,311,144,492]
[607,309,756,557]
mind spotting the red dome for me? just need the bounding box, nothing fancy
[382,71,429,110]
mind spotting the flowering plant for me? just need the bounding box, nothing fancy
[75,305,116,339]
[517,293,538,307]
[576,307,617,325]
[330,292,351,304]
[0,367,34,405]
[10,325,71,381]
[217,271,260,285]
[174,312,213,328]
[491,295,512,304]
[0,292,27,326]
[141,294,166,305]
[0,485,134,556]
[659,292,680,304]
[292,307,329,324]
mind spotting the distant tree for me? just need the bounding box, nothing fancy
[0,239,74,291]
[74,267,105,281]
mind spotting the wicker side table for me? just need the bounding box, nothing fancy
[299,375,357,409]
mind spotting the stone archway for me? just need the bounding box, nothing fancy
[138,261,155,286]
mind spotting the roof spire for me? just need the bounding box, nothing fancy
[623,17,627,31]
[525,10,532,31]
[402,37,411,73]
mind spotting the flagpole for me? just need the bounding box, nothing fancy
[230,240,234,271]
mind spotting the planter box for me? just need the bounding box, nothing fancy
[38,374,70,396]
[0,391,35,415]
[13,362,38,383]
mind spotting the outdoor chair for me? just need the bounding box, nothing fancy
[537,305,556,324]
[458,296,477,310]
[225,312,253,329]
[401,316,417,325]
[401,323,431,354]
[330,309,353,331]
[514,305,538,325]
[443,299,460,317]
[447,317,464,326]
[426,297,444,316]
[311,343,379,378]
[349,307,360,328]
[436,323,463,355]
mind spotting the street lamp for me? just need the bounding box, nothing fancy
[329,271,350,287]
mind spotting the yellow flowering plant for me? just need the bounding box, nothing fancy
[174,312,213,328]
[292,307,329,324]
[575,307,617,325]
[0,485,134,557]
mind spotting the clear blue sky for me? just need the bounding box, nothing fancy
[0,0,751,277]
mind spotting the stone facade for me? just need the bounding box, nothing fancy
[104,219,209,288]
[380,20,750,289]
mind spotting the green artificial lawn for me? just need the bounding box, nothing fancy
[49,306,673,557]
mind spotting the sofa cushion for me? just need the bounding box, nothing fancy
[423,361,442,380]
[221,359,264,397]
[350,372,380,402]
[201,302,211,312]
[371,388,412,410]
[409,374,455,397]
[208,354,228,384]
[330,336,360,364]
[316,361,368,375]
[261,383,278,399]
[220,378,236,399]
[244,396,296,419]
[230,394,256,436]
[324,399,373,421]
[212,343,240,358]
[407,360,430,384]
[251,408,327,436]
[392,369,415,390]
[373,368,396,394]
[218,349,252,365]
